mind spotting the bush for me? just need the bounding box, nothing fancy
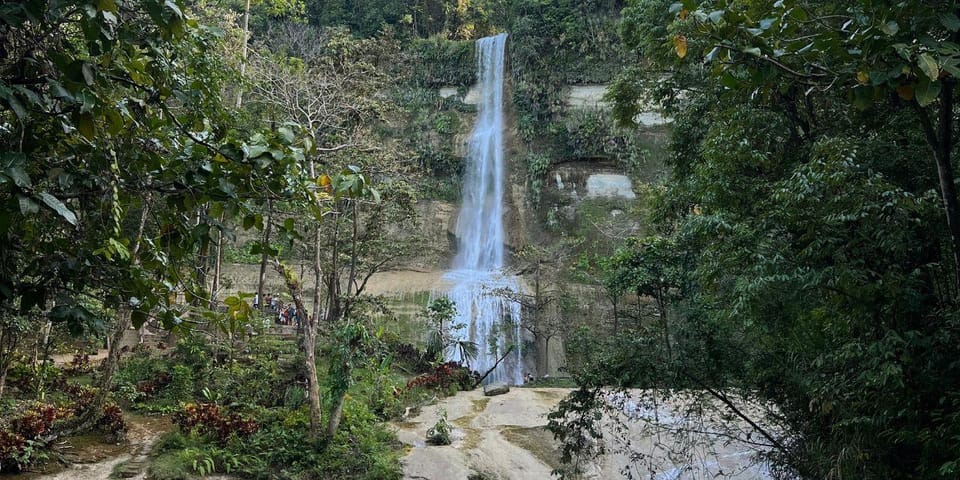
[172,403,259,444]
[405,362,478,392]
[426,408,452,446]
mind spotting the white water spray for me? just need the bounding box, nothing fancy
[445,33,523,385]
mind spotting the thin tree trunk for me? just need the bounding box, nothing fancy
[472,345,516,388]
[0,363,8,398]
[916,84,960,294]
[542,336,550,376]
[67,198,151,434]
[276,262,322,438]
[313,226,322,322]
[235,0,251,109]
[347,201,359,294]
[308,161,323,323]
[209,213,225,310]
[933,80,960,292]
[325,210,341,323]
[257,200,274,307]
[195,207,210,304]
[326,389,346,438]
[656,286,671,361]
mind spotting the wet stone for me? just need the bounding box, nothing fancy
[483,383,510,396]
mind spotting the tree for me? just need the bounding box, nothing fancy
[244,23,418,438]
[548,1,960,478]
[0,0,308,429]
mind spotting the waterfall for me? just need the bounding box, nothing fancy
[444,33,524,385]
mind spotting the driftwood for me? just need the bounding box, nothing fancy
[472,345,516,389]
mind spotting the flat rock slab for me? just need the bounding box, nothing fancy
[483,383,510,396]
[394,388,774,480]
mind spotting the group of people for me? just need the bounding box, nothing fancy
[252,293,304,326]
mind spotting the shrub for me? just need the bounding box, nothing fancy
[426,408,452,446]
[405,362,478,392]
[98,403,127,441]
[172,403,259,444]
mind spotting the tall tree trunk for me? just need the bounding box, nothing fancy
[347,200,359,295]
[917,82,960,294]
[195,207,210,305]
[326,388,346,438]
[257,200,274,307]
[0,326,14,397]
[235,0,251,109]
[0,364,8,398]
[313,226,322,322]
[276,262,322,438]
[209,213,225,310]
[67,201,150,434]
[325,210,342,324]
[656,286,671,362]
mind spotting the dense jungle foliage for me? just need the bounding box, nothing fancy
[2,0,959,479]
[549,1,960,480]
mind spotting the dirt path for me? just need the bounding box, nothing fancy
[16,415,170,480]
[395,388,774,480]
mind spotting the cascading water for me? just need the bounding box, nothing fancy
[445,33,524,385]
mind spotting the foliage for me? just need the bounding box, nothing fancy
[406,362,478,392]
[549,1,960,479]
[425,408,452,446]
[172,402,260,444]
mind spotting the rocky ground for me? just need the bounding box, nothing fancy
[395,387,775,480]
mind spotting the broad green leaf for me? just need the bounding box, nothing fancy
[880,20,899,36]
[78,112,96,139]
[81,62,95,86]
[164,0,183,19]
[18,195,39,215]
[941,12,960,32]
[278,126,295,144]
[915,78,941,106]
[708,10,724,24]
[39,192,78,225]
[918,53,940,81]
[244,144,269,158]
[5,164,31,189]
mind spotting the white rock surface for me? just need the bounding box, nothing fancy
[586,174,637,199]
[439,85,480,105]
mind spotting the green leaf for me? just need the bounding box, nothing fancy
[18,195,39,215]
[941,12,960,32]
[244,144,269,159]
[915,78,941,106]
[164,0,183,19]
[78,112,96,139]
[918,53,940,81]
[708,10,724,24]
[4,91,27,120]
[4,164,31,189]
[278,126,295,144]
[880,20,899,35]
[38,192,78,225]
[81,62,95,86]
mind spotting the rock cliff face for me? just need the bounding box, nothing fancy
[214,80,669,378]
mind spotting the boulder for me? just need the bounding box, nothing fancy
[483,382,510,396]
